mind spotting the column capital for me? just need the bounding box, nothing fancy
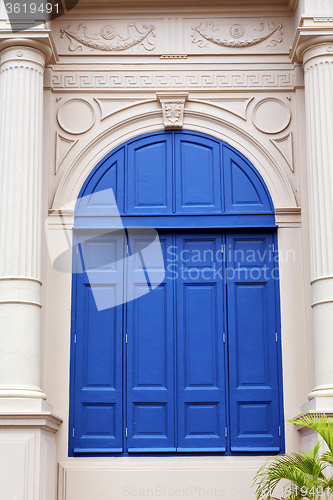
[290,20,333,63]
[0,30,57,64]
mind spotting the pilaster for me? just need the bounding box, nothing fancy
[0,37,61,500]
[0,44,48,399]
[292,26,333,403]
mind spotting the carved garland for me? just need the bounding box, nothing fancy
[60,23,156,52]
[191,22,283,48]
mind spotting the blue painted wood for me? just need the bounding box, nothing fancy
[70,131,283,456]
[127,134,173,214]
[76,148,125,217]
[174,134,222,213]
[72,232,124,453]
[74,214,276,230]
[76,131,275,223]
[176,233,227,451]
[126,232,176,451]
[226,232,281,452]
[223,146,274,214]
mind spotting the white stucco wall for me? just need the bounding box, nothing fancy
[34,4,317,499]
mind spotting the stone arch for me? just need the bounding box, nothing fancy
[52,101,297,211]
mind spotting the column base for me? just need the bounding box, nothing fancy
[294,398,333,452]
[0,398,62,500]
[308,385,333,400]
[0,386,47,399]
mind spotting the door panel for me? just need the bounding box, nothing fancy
[72,229,281,455]
[226,232,281,452]
[73,231,125,453]
[176,233,227,451]
[126,233,176,451]
[175,134,222,214]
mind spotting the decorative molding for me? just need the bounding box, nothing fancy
[160,54,187,59]
[55,133,78,174]
[49,70,295,91]
[313,18,333,22]
[193,97,253,120]
[191,21,283,49]
[275,207,301,228]
[60,23,156,52]
[252,98,291,134]
[57,98,95,135]
[94,97,154,121]
[52,105,297,212]
[0,412,62,432]
[271,132,294,172]
[157,93,188,129]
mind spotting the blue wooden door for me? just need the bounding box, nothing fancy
[176,233,227,452]
[71,131,282,456]
[72,231,125,453]
[226,232,281,452]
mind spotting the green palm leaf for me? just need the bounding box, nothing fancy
[253,437,332,499]
[288,412,333,454]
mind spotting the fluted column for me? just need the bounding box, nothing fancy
[0,45,47,399]
[301,42,333,399]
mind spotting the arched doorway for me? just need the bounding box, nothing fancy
[69,131,284,456]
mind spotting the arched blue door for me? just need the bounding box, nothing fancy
[69,131,284,456]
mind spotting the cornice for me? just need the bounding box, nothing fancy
[0,412,63,433]
[0,29,58,64]
[290,22,333,62]
[63,0,297,15]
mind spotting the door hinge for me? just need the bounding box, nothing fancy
[273,243,275,253]
[76,246,79,255]
[225,427,228,438]
[276,332,278,343]
[72,428,75,438]
[279,426,281,437]
[74,335,77,344]
[125,334,128,344]
[126,244,129,256]
[223,333,226,344]
[126,428,128,438]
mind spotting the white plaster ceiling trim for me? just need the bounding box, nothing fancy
[52,101,297,212]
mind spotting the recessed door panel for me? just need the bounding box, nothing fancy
[176,233,227,451]
[226,232,281,452]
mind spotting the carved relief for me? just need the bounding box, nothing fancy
[194,98,253,120]
[271,133,294,172]
[191,21,283,48]
[252,98,291,134]
[57,99,95,135]
[230,24,245,39]
[55,133,78,174]
[157,93,188,129]
[50,70,294,91]
[94,97,154,120]
[60,23,156,52]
